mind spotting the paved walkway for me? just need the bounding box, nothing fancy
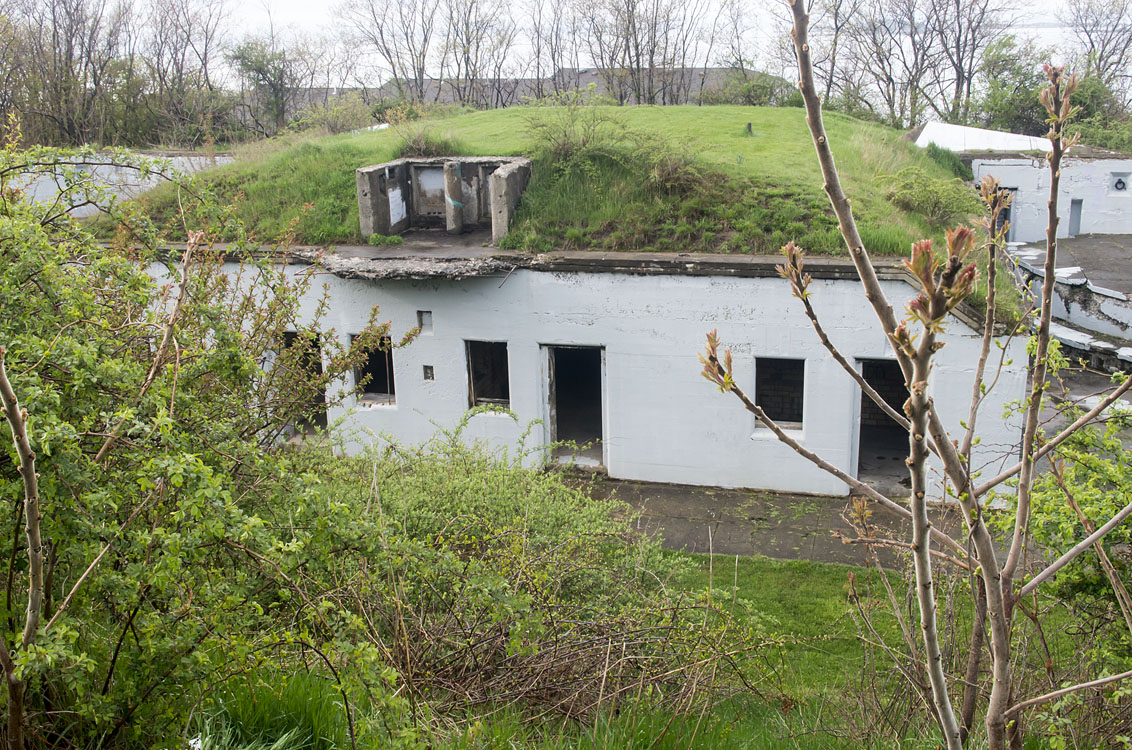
[1055,235,1132,296]
[587,478,954,568]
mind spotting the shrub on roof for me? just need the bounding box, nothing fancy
[885,166,980,228]
[924,141,973,181]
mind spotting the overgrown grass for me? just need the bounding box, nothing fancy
[195,550,914,749]
[202,673,350,750]
[123,106,960,254]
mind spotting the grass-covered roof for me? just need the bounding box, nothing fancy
[132,105,966,257]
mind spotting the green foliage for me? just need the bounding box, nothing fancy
[0,140,410,745]
[394,125,466,158]
[885,167,981,227]
[699,72,804,108]
[1027,414,1132,605]
[973,36,1052,136]
[1075,113,1132,152]
[204,673,352,750]
[228,41,295,135]
[367,233,405,246]
[924,142,973,181]
[292,93,376,135]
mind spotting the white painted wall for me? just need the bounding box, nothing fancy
[257,265,1027,497]
[973,156,1132,243]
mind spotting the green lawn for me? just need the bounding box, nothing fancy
[129,105,957,255]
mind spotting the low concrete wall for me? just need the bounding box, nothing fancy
[357,156,531,242]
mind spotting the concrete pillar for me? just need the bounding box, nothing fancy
[490,161,531,244]
[356,166,391,237]
[444,161,464,235]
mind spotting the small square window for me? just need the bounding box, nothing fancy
[417,310,433,333]
[355,335,395,405]
[466,340,509,407]
[755,358,804,427]
[423,365,434,380]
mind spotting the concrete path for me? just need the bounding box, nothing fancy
[587,477,956,568]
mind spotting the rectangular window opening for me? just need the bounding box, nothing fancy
[467,340,509,407]
[417,310,433,333]
[355,335,395,405]
[755,357,804,428]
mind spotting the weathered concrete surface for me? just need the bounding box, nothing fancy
[586,477,981,568]
[1006,235,1132,364]
[356,156,531,242]
[490,160,531,244]
[1054,235,1132,295]
[444,161,463,234]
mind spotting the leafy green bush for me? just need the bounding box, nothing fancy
[1076,114,1132,152]
[367,232,405,246]
[699,72,804,108]
[924,142,973,181]
[394,125,466,158]
[291,93,375,135]
[885,166,981,227]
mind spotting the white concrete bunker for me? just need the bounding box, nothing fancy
[276,249,1027,498]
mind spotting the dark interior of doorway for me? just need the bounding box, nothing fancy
[551,346,602,465]
[857,359,909,494]
[282,331,328,433]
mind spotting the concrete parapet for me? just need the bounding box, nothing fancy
[355,156,531,243]
[490,160,531,245]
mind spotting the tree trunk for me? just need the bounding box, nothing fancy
[6,673,25,750]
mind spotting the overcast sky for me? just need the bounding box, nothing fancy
[228,0,1074,68]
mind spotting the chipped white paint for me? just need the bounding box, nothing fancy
[254,265,1027,496]
[1008,242,1132,342]
[389,187,406,225]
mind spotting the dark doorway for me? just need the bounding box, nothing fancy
[857,359,908,494]
[549,346,603,465]
[995,187,1018,242]
[282,331,328,432]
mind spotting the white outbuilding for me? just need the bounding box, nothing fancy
[912,122,1132,244]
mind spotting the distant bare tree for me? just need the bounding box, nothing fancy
[850,0,939,127]
[143,0,229,145]
[439,0,518,106]
[713,0,758,73]
[808,0,864,104]
[577,0,712,105]
[15,0,134,144]
[1060,0,1132,91]
[341,0,442,103]
[0,3,26,124]
[925,0,1009,123]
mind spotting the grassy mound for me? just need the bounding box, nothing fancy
[128,106,961,256]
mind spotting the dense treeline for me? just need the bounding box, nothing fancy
[2,0,1132,148]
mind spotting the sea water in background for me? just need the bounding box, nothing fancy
[18,152,234,217]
